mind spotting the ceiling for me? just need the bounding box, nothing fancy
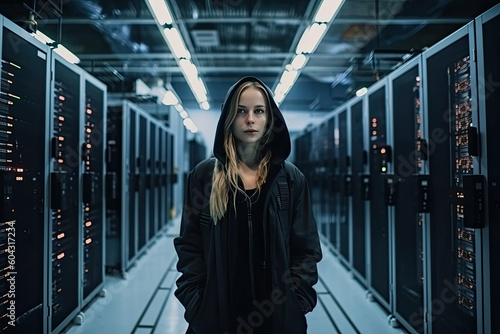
[1,0,499,113]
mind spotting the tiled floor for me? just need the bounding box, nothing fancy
[63,218,405,334]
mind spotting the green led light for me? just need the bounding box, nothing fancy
[381,167,387,172]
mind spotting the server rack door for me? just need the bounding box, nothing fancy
[50,56,81,333]
[390,59,426,333]
[137,115,148,251]
[367,83,391,308]
[424,23,480,333]
[310,126,321,236]
[167,133,175,220]
[328,117,339,248]
[317,122,329,245]
[350,100,367,280]
[128,107,137,263]
[322,118,334,245]
[475,4,500,333]
[338,110,350,262]
[82,77,106,303]
[158,128,166,229]
[148,122,157,239]
[0,21,49,334]
[105,106,124,274]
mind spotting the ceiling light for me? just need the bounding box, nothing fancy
[356,87,368,97]
[295,23,327,54]
[179,110,188,119]
[179,59,199,81]
[314,0,344,23]
[274,93,285,104]
[175,104,184,112]
[200,101,210,110]
[162,91,179,105]
[54,45,80,64]
[280,70,298,87]
[163,27,191,59]
[146,0,173,25]
[291,54,307,70]
[32,30,54,44]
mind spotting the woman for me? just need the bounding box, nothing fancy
[174,76,322,334]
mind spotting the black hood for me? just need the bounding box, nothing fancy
[213,76,291,165]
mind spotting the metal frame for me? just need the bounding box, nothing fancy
[422,20,479,334]
[365,76,392,313]
[81,71,107,308]
[475,4,500,334]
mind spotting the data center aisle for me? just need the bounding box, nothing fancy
[63,218,405,334]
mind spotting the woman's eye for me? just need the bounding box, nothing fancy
[237,108,246,114]
[255,109,265,114]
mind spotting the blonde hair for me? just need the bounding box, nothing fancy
[210,81,275,223]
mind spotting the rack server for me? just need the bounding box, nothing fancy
[293,4,499,333]
[476,5,500,333]
[387,55,428,333]
[0,13,107,334]
[106,101,173,277]
[49,54,106,333]
[0,17,50,334]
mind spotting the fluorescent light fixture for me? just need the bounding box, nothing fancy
[54,45,80,64]
[179,59,199,81]
[314,0,344,23]
[280,70,298,87]
[135,79,151,96]
[179,110,188,119]
[146,0,173,25]
[175,104,184,112]
[162,91,179,105]
[274,92,285,104]
[187,76,208,102]
[356,87,368,97]
[32,30,54,44]
[291,54,307,70]
[164,27,191,59]
[295,23,327,54]
[200,101,210,110]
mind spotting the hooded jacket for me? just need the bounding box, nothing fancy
[174,76,322,334]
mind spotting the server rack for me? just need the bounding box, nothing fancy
[316,121,330,247]
[148,121,158,240]
[366,78,393,312]
[423,21,484,333]
[167,132,175,221]
[49,54,82,334]
[0,17,50,334]
[326,117,338,247]
[128,105,137,263]
[106,101,173,276]
[349,97,369,284]
[337,109,350,264]
[388,55,429,334]
[475,4,500,334]
[81,73,106,307]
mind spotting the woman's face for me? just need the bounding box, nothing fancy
[231,86,268,145]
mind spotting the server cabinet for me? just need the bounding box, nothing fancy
[475,4,500,334]
[0,18,50,334]
[338,109,350,263]
[137,114,148,251]
[389,56,428,334]
[317,121,330,246]
[106,102,173,276]
[148,121,158,239]
[49,54,82,334]
[128,106,137,262]
[349,98,368,282]
[367,79,392,311]
[167,133,175,221]
[81,74,106,305]
[158,129,166,228]
[424,22,483,333]
[105,104,127,276]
